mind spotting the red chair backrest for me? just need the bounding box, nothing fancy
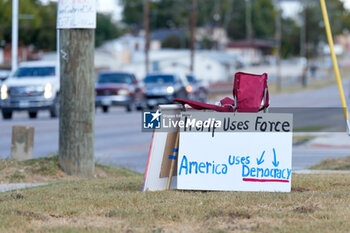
[174,72,269,113]
[233,72,269,112]
[173,98,234,112]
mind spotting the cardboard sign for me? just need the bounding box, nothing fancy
[57,0,96,29]
[177,112,293,192]
[142,105,183,191]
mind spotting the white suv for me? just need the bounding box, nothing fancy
[0,61,60,119]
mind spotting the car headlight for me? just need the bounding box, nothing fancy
[44,83,53,99]
[1,84,8,100]
[166,86,174,94]
[118,89,130,96]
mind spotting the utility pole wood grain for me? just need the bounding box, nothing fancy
[59,29,95,177]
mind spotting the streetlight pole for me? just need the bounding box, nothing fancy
[11,0,18,72]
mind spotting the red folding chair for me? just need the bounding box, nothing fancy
[174,72,269,113]
[233,72,269,112]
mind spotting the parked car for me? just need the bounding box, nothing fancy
[0,70,11,83]
[186,74,208,102]
[95,72,145,113]
[0,61,59,119]
[144,73,189,108]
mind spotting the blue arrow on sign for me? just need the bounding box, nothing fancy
[272,148,279,167]
[256,150,265,165]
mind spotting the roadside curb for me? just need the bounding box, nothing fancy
[294,169,350,174]
[0,183,48,193]
[310,144,350,149]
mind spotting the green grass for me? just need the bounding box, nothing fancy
[293,135,316,144]
[269,66,350,95]
[310,156,350,170]
[209,66,350,101]
[294,125,328,133]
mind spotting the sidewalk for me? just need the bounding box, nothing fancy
[0,183,47,193]
[302,132,350,149]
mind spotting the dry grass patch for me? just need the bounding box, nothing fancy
[310,156,350,170]
[1,156,350,232]
[0,172,350,232]
[0,155,136,183]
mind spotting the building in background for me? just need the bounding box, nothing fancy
[120,49,240,82]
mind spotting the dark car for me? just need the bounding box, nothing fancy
[186,74,208,102]
[95,72,145,113]
[144,73,189,108]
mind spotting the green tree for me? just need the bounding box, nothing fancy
[161,35,182,48]
[226,0,275,40]
[122,0,145,30]
[0,0,42,47]
[251,0,275,39]
[95,13,120,47]
[281,17,300,58]
[33,2,57,50]
[161,34,190,49]
[226,1,248,40]
[0,0,12,44]
[0,0,120,51]
[122,0,191,30]
[121,0,350,57]
[0,0,56,50]
[275,0,350,58]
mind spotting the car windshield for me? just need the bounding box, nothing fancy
[144,75,174,84]
[186,75,196,83]
[98,73,133,84]
[14,67,55,78]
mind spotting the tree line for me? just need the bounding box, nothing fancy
[0,0,120,51]
[122,0,350,58]
[1,0,350,58]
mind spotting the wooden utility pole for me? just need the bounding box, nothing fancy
[57,2,96,177]
[245,0,253,41]
[59,29,95,177]
[275,1,282,91]
[190,0,197,73]
[301,8,309,87]
[144,0,150,75]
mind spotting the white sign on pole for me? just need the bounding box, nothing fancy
[57,0,96,29]
[177,112,293,192]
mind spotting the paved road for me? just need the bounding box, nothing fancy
[0,80,349,173]
[270,79,350,108]
[0,108,152,173]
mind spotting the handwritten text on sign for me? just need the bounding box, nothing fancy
[57,0,96,29]
[177,113,293,192]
